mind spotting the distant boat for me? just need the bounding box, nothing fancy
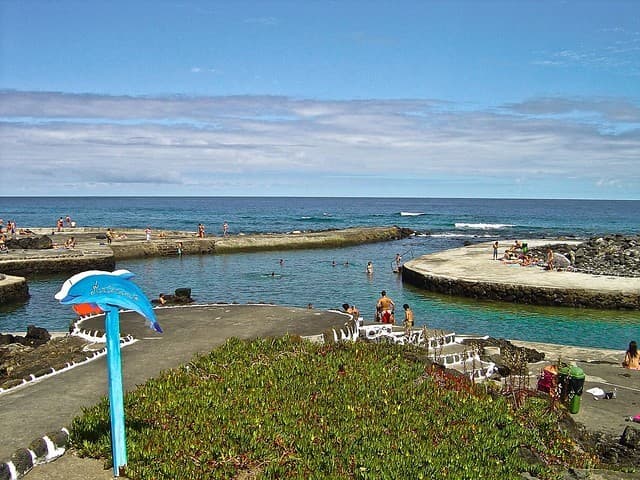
[400,211,425,216]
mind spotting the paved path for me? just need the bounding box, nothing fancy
[513,341,640,437]
[0,305,346,462]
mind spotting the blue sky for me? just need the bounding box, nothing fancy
[1,0,639,198]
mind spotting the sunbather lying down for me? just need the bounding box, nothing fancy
[501,252,537,266]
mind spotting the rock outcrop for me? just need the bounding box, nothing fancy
[528,235,640,278]
[5,235,53,250]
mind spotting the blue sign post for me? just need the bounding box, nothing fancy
[55,270,162,476]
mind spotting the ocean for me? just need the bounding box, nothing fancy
[1,197,639,350]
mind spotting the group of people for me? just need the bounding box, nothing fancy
[196,222,230,238]
[0,219,17,239]
[56,215,74,232]
[343,290,415,331]
[494,240,541,267]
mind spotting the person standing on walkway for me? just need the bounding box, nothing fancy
[376,290,395,324]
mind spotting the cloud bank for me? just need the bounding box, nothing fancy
[0,90,638,198]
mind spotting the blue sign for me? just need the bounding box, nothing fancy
[56,269,162,476]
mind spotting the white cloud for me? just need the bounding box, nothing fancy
[532,27,640,77]
[0,91,638,198]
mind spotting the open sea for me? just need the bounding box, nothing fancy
[1,197,639,350]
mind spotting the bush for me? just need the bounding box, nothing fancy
[72,336,593,479]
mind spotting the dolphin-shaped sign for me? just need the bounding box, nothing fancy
[56,269,163,475]
[55,269,162,333]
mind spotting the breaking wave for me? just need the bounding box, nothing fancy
[455,223,515,230]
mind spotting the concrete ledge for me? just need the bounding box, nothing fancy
[402,240,640,310]
[0,275,29,304]
[0,253,115,277]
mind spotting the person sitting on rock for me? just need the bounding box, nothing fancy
[64,237,76,249]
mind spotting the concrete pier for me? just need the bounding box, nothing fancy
[402,239,640,310]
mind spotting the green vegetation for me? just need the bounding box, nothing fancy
[72,336,594,479]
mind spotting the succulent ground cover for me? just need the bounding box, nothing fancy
[71,336,595,479]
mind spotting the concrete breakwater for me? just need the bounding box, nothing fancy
[109,226,409,260]
[402,240,640,310]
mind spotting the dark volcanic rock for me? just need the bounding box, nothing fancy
[5,235,53,250]
[529,235,640,278]
[621,425,640,449]
[21,325,51,347]
[0,333,93,390]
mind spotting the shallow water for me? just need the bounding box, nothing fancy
[2,236,638,350]
[2,197,639,349]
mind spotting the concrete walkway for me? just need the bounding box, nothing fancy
[402,239,640,309]
[0,304,347,475]
[405,239,640,294]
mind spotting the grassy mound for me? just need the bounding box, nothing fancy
[71,336,594,479]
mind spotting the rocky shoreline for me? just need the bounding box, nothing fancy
[527,234,640,277]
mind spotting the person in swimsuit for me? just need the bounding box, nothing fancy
[376,290,395,324]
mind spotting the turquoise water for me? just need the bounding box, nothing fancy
[1,197,639,349]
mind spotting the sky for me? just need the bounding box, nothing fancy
[0,0,639,199]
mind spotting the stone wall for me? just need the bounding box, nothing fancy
[401,267,640,310]
[0,275,29,304]
[0,255,115,277]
